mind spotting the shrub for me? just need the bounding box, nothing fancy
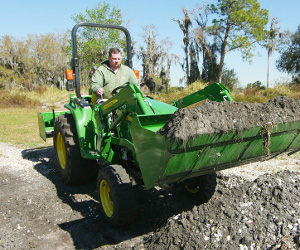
[35,85,48,95]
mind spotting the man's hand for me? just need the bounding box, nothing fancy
[96,88,104,96]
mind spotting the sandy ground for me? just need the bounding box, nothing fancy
[0,142,299,249]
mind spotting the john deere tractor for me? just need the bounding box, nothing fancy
[38,23,300,226]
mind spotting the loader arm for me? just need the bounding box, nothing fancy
[99,84,154,117]
[171,83,233,108]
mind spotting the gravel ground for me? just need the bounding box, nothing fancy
[0,142,299,249]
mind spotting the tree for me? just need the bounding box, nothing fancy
[138,25,161,80]
[174,1,268,85]
[276,25,300,79]
[247,80,265,89]
[28,33,68,87]
[221,67,239,90]
[205,0,269,82]
[158,39,179,92]
[173,8,195,85]
[137,25,178,92]
[71,2,126,86]
[188,43,201,83]
[0,33,68,90]
[0,36,29,75]
[192,3,219,83]
[266,17,280,88]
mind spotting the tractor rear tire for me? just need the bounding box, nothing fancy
[183,173,217,203]
[97,165,136,227]
[53,114,97,185]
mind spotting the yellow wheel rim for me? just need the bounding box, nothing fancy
[185,184,200,194]
[100,179,113,217]
[56,132,66,169]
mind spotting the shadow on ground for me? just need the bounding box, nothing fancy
[22,147,198,248]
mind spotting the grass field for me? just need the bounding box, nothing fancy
[0,108,53,148]
[0,82,299,148]
[0,87,70,148]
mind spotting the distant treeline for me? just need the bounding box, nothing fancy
[0,33,68,90]
[1,1,299,92]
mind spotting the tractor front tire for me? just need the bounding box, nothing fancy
[97,165,136,227]
[183,173,217,203]
[53,114,97,185]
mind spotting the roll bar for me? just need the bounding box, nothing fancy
[70,22,133,98]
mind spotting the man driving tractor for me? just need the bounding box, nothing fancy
[91,47,139,99]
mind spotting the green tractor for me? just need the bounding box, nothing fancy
[38,23,300,226]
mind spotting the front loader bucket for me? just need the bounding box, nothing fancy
[131,115,300,190]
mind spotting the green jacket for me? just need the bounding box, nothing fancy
[91,61,139,98]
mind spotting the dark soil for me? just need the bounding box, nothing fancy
[158,96,300,142]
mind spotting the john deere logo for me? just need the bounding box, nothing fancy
[103,99,118,110]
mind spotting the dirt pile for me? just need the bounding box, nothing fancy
[158,96,300,142]
[143,171,300,249]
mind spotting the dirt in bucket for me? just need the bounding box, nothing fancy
[158,96,300,143]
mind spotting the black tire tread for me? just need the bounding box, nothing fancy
[53,114,97,185]
[97,165,136,226]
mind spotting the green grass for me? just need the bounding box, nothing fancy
[0,108,52,148]
[0,86,92,148]
[0,86,72,148]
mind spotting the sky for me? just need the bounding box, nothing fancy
[1,0,299,88]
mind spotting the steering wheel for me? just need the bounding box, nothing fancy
[112,84,128,95]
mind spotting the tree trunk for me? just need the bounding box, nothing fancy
[185,45,189,84]
[218,43,226,83]
[267,51,270,88]
[217,17,231,83]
